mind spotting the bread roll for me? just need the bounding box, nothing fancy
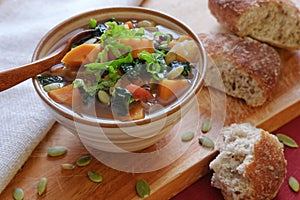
[208,0,300,50]
[199,33,281,107]
[210,123,287,200]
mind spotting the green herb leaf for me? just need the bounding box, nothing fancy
[276,133,298,148]
[102,21,143,41]
[138,51,154,63]
[138,50,167,81]
[75,53,133,97]
[88,18,97,29]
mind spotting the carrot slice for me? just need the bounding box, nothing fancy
[158,79,190,104]
[48,84,81,107]
[61,43,101,69]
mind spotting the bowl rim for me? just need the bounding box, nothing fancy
[32,6,207,128]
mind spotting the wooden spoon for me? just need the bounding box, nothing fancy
[0,29,95,92]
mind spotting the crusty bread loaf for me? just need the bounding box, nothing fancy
[208,0,300,50]
[209,123,286,200]
[199,33,281,107]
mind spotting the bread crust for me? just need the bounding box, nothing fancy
[199,33,281,107]
[245,130,287,199]
[208,0,300,50]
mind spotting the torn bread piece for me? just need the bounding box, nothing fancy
[208,0,300,50]
[199,33,281,107]
[210,123,287,200]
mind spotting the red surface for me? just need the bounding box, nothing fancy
[173,116,300,200]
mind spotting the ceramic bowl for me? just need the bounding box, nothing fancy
[32,7,206,152]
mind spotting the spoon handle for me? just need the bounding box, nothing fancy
[0,51,63,92]
[0,29,95,92]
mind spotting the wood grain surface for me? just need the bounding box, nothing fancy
[1,0,300,199]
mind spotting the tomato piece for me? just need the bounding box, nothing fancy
[126,83,154,102]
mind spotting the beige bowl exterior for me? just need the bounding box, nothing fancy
[32,7,206,152]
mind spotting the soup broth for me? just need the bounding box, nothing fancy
[38,18,201,121]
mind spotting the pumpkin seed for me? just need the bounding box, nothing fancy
[276,133,298,148]
[181,131,195,142]
[166,65,184,79]
[87,171,103,183]
[289,176,299,192]
[43,83,61,92]
[136,179,151,198]
[37,177,47,196]
[98,90,110,105]
[47,146,68,157]
[199,136,214,148]
[137,20,155,28]
[76,155,92,167]
[61,163,75,170]
[13,187,24,200]
[201,118,212,133]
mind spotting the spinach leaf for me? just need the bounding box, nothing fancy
[111,87,132,116]
[37,75,63,86]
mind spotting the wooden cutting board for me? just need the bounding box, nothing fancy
[1,0,300,199]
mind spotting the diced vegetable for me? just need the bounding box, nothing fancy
[61,43,101,68]
[129,101,145,120]
[125,21,134,29]
[48,84,82,107]
[168,39,199,63]
[158,79,189,104]
[118,39,155,58]
[126,83,154,102]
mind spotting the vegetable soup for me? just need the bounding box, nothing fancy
[38,18,201,121]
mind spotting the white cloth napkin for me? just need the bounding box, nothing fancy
[0,0,143,193]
